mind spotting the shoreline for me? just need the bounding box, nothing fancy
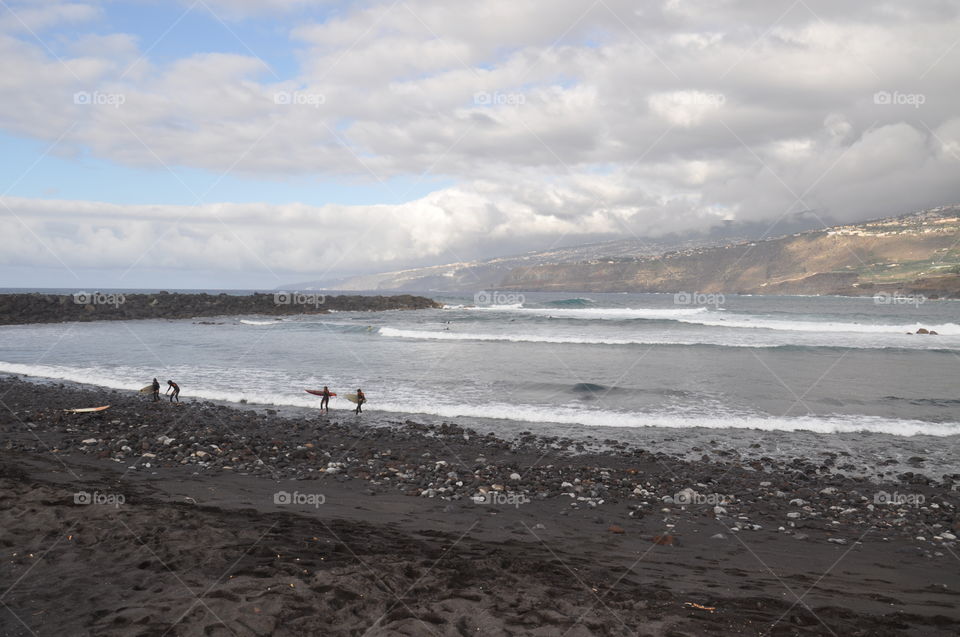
[4,370,959,482]
[2,376,958,635]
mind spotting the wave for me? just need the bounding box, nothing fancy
[676,315,960,335]
[3,361,957,437]
[547,298,595,307]
[380,327,647,345]
[469,306,712,320]
[239,319,279,326]
[365,401,960,437]
[571,382,609,393]
[465,305,960,335]
[476,303,525,310]
[377,327,957,350]
[0,362,146,393]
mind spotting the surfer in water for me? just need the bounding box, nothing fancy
[320,386,331,412]
[166,380,180,403]
[151,378,160,402]
[354,388,365,414]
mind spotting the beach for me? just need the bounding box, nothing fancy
[2,376,958,636]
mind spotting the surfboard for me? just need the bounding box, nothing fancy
[305,389,337,397]
[65,406,110,413]
[139,385,154,393]
[344,393,365,404]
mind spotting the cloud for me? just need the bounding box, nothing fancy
[0,2,100,34]
[1,0,959,282]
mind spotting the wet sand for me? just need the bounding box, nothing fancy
[1,376,958,636]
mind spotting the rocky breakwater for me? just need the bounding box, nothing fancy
[0,291,440,325]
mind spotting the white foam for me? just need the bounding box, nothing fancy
[365,400,960,437]
[475,303,525,310]
[239,319,278,326]
[471,306,710,320]
[377,327,958,350]
[677,315,960,335]
[466,304,960,335]
[0,362,137,392]
[379,327,645,345]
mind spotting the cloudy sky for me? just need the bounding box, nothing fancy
[1,0,958,289]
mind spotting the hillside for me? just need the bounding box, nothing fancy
[500,205,960,297]
[289,236,750,292]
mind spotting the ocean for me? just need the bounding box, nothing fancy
[2,292,958,474]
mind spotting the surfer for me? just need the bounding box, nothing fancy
[354,388,365,414]
[320,386,331,412]
[166,380,180,403]
[151,378,160,402]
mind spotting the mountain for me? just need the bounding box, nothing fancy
[500,204,960,297]
[286,236,751,292]
[285,204,960,298]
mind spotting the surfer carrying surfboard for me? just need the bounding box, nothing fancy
[354,388,365,414]
[166,380,180,403]
[151,378,160,402]
[320,386,331,412]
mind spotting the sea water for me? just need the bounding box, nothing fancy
[1,292,958,475]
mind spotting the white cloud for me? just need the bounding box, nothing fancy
[0,2,100,34]
[1,0,959,282]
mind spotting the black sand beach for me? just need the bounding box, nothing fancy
[1,377,958,636]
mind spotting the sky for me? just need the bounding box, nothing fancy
[0,0,958,289]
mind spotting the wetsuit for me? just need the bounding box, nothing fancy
[167,381,180,403]
[320,387,330,411]
[355,390,365,414]
[151,378,160,402]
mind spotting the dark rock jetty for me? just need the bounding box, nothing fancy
[0,291,440,325]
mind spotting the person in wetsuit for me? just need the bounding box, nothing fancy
[354,388,365,414]
[151,378,160,402]
[320,386,331,412]
[166,380,180,403]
